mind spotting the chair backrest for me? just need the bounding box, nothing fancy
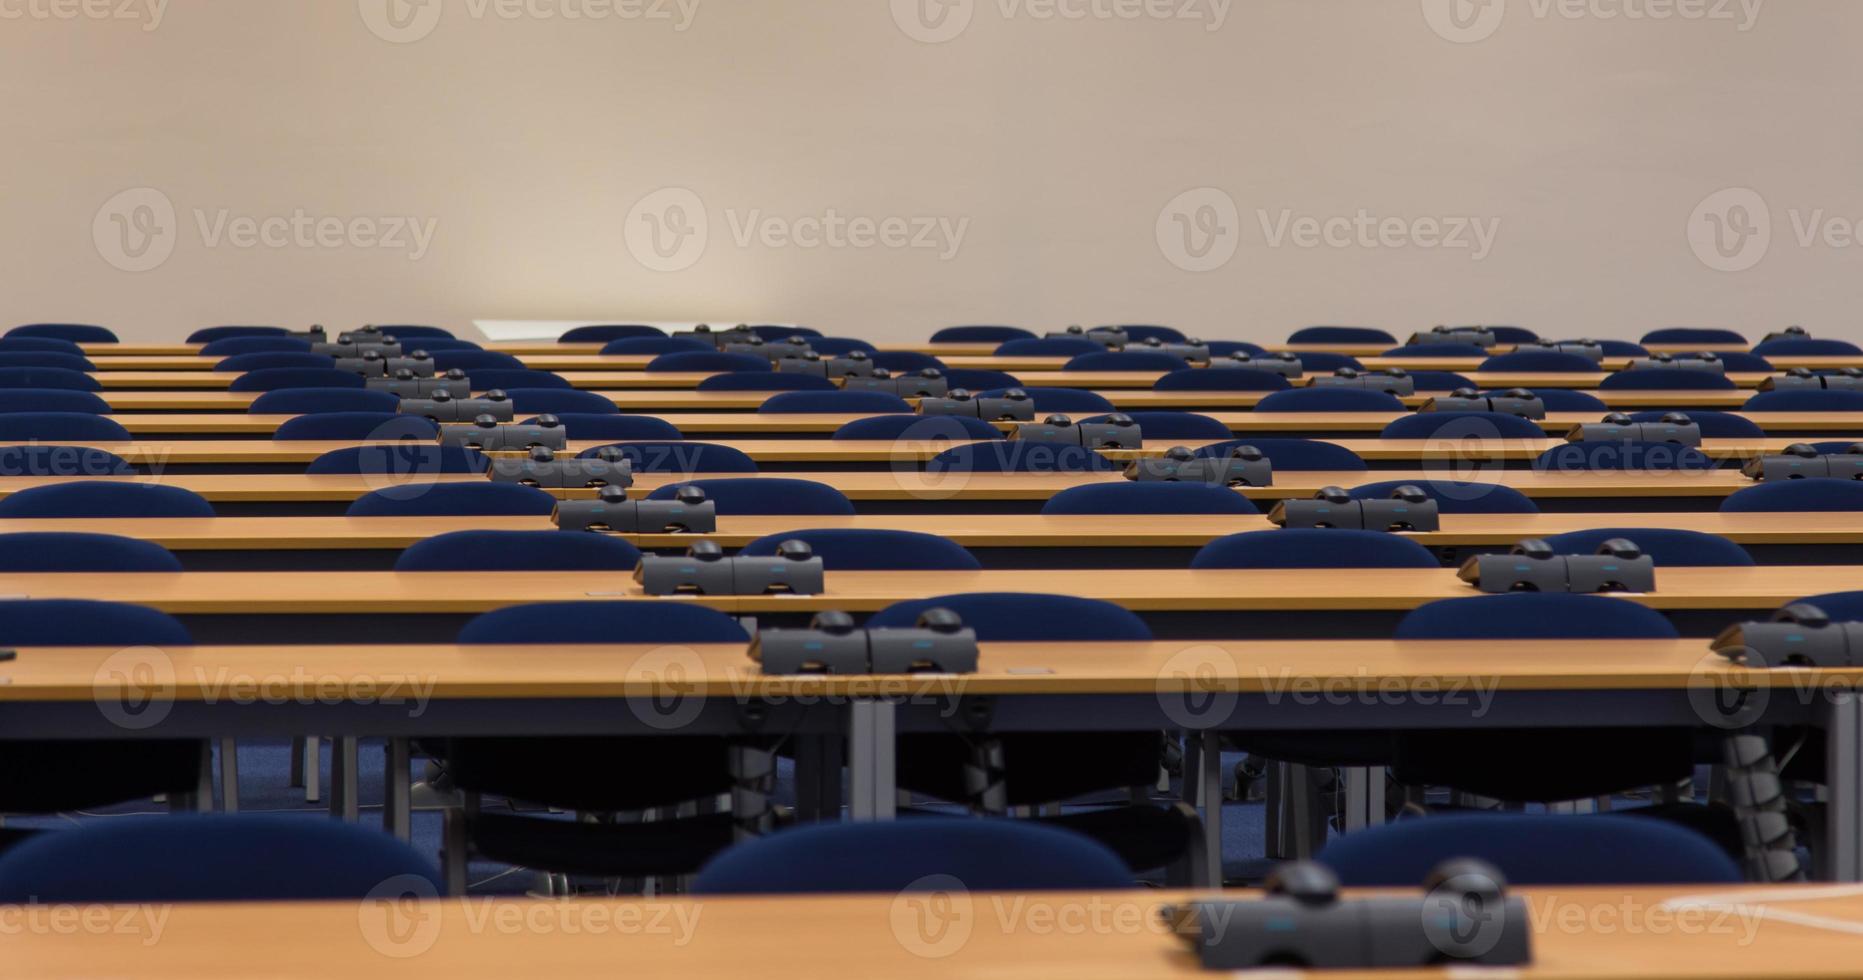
[933,326,1036,343]
[429,350,524,371]
[696,371,837,392]
[1153,368,1289,392]
[693,820,1130,895]
[759,391,913,414]
[394,530,642,571]
[1381,343,1488,358]
[540,414,683,440]
[467,369,573,391]
[1534,441,1715,472]
[1255,388,1404,412]
[272,413,438,441]
[1597,369,1739,391]
[247,388,401,414]
[1349,479,1539,514]
[942,369,1024,391]
[1082,411,1230,440]
[737,529,981,570]
[346,482,558,517]
[1317,814,1741,886]
[502,389,618,416]
[646,479,854,515]
[1693,351,1773,372]
[870,352,947,373]
[1404,371,1477,392]
[1041,482,1258,515]
[0,412,132,441]
[0,352,94,371]
[1063,351,1189,372]
[867,592,1151,641]
[832,415,1003,441]
[994,338,1104,357]
[576,441,756,473]
[0,338,84,354]
[305,444,488,475]
[927,442,1116,473]
[560,324,665,344]
[599,337,712,356]
[0,598,188,645]
[1396,593,1677,639]
[186,326,287,344]
[213,352,334,373]
[1752,338,1863,357]
[8,324,117,343]
[0,367,99,391]
[646,351,772,373]
[977,387,1115,413]
[1722,478,1863,513]
[199,337,313,357]
[809,338,880,356]
[1641,328,1747,346]
[0,446,131,477]
[0,815,445,903]
[1541,528,1753,566]
[1487,327,1539,343]
[0,532,183,572]
[227,368,364,392]
[1576,340,1651,357]
[0,482,214,518]
[401,339,482,352]
[1478,351,1600,372]
[1792,590,1863,620]
[1197,438,1366,471]
[1743,389,1863,412]
[1500,388,1607,412]
[1289,327,1393,345]
[1296,353,1365,373]
[1192,529,1440,569]
[1379,411,1546,440]
[459,601,749,644]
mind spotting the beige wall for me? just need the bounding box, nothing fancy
[1,0,1854,345]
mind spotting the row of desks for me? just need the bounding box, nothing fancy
[14,885,1863,978]
[43,370,1794,390]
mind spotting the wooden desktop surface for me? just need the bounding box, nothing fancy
[0,565,1850,613]
[0,468,1764,502]
[0,510,1847,552]
[21,436,1832,465]
[11,885,1863,979]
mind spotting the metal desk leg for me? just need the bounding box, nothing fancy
[329,736,360,822]
[218,738,239,813]
[1826,692,1861,881]
[1197,730,1222,886]
[848,700,897,821]
[1343,767,1386,832]
[384,739,412,841]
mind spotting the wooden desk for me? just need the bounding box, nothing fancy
[15,885,1863,979]
[0,565,1847,615]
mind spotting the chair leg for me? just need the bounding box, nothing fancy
[441,806,470,896]
[329,737,359,821]
[384,739,412,841]
[300,737,322,803]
